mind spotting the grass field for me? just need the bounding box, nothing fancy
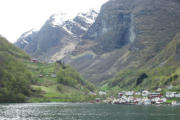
[25,61,96,102]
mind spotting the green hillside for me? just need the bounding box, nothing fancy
[0,35,96,103]
[26,61,96,102]
[0,36,32,102]
[101,33,180,91]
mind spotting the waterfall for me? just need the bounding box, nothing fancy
[129,14,136,42]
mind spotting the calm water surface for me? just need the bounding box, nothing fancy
[0,103,180,120]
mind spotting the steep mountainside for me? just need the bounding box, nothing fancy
[62,0,180,85]
[15,0,180,89]
[102,33,180,90]
[0,36,32,102]
[15,10,98,62]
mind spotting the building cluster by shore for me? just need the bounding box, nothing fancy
[96,90,180,105]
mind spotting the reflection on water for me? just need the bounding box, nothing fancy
[0,103,180,120]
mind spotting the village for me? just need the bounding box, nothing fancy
[95,89,180,106]
[31,59,180,106]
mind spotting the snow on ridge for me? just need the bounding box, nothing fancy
[23,29,33,37]
[16,9,99,45]
[71,20,88,31]
[62,19,88,35]
[51,12,75,27]
[78,14,95,24]
[20,29,38,38]
[51,9,98,27]
[20,39,29,45]
[76,9,98,25]
[60,9,98,35]
[17,28,38,45]
[62,25,74,35]
[17,30,32,42]
[78,10,98,19]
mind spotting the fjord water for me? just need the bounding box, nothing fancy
[0,103,180,120]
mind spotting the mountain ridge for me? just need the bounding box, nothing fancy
[15,0,180,89]
[15,9,98,62]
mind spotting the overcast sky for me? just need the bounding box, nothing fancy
[0,0,108,43]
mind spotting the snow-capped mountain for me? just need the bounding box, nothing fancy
[48,9,98,36]
[15,9,98,62]
[63,10,98,36]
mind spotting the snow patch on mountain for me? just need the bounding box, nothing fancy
[49,9,98,35]
[62,24,74,35]
[50,12,74,27]
[77,10,98,24]
[17,29,37,45]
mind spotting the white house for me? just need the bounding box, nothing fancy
[151,97,166,104]
[175,93,180,98]
[135,92,141,96]
[125,91,134,96]
[149,92,162,98]
[166,92,176,98]
[142,90,150,97]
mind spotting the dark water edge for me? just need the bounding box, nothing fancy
[0,103,180,120]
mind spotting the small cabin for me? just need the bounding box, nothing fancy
[31,59,39,63]
[39,74,43,78]
[149,92,162,98]
[118,92,124,97]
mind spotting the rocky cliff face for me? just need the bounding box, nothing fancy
[15,10,98,62]
[83,3,134,54]
[82,0,180,55]
[62,0,180,83]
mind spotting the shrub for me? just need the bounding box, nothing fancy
[136,73,148,86]
[57,84,63,92]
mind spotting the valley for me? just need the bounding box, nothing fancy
[1,0,180,120]
[0,0,180,103]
